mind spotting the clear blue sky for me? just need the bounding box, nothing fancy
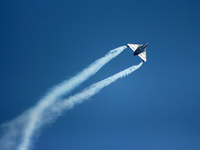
[0,0,200,150]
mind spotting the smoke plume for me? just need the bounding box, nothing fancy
[0,46,126,150]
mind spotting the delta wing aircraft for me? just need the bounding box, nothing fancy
[127,43,150,62]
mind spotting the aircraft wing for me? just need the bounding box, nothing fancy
[127,44,142,52]
[138,48,147,62]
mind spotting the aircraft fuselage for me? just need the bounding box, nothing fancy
[133,43,149,55]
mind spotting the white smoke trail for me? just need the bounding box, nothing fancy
[42,62,143,132]
[0,46,126,150]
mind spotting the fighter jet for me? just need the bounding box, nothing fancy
[127,42,150,62]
